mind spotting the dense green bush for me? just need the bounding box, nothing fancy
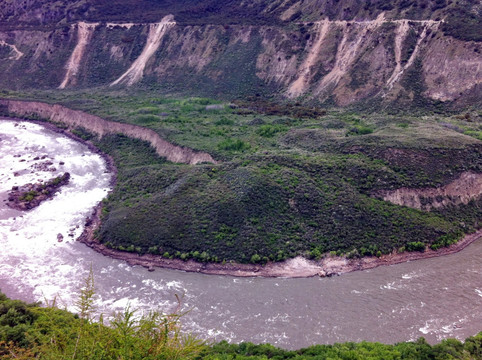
[442,6,482,42]
[217,138,251,152]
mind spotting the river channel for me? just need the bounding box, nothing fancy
[0,119,480,349]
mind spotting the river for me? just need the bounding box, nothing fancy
[0,119,480,349]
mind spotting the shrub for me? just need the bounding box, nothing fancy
[217,138,250,152]
[256,124,287,138]
[215,117,234,126]
[136,114,160,124]
[405,241,426,252]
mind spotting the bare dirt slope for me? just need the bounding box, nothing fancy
[0,11,480,106]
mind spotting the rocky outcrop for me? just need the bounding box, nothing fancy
[7,172,70,210]
[374,171,482,211]
[0,99,216,165]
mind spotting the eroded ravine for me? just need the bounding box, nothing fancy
[59,22,98,89]
[287,20,331,98]
[382,20,441,96]
[313,14,386,96]
[383,20,410,93]
[111,15,176,86]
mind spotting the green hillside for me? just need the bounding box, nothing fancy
[3,91,481,264]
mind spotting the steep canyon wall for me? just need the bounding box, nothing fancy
[0,13,480,105]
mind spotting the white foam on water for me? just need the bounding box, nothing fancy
[0,120,111,309]
[401,271,418,280]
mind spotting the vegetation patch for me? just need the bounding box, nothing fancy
[7,173,70,211]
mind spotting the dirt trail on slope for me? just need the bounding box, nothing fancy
[106,23,136,29]
[287,20,331,98]
[0,99,216,165]
[59,22,98,89]
[111,15,175,86]
[0,40,23,60]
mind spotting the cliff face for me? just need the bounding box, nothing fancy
[374,171,482,211]
[0,0,480,106]
[0,99,216,165]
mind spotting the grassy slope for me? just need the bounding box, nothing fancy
[2,90,480,264]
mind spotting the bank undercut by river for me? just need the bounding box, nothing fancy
[0,99,216,165]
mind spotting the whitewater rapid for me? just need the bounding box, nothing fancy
[0,120,111,300]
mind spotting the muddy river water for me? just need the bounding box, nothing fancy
[0,119,480,349]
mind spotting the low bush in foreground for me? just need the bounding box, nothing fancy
[0,289,481,360]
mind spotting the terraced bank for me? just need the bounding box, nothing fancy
[0,99,216,165]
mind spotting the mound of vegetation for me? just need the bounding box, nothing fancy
[2,91,481,264]
[1,290,481,360]
[48,93,481,264]
[442,0,482,42]
[7,173,70,211]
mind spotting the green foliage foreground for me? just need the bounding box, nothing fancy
[0,272,205,360]
[0,288,481,360]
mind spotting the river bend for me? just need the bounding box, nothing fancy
[0,119,480,349]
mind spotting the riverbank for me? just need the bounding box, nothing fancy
[3,116,481,279]
[79,198,482,277]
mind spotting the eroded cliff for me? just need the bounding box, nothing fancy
[374,171,482,211]
[0,0,480,107]
[0,99,216,165]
